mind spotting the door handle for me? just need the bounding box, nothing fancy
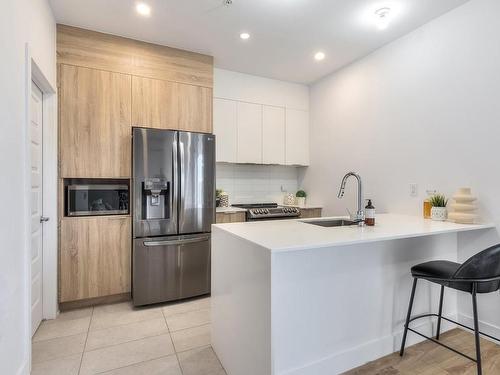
[143,236,210,247]
[40,216,50,223]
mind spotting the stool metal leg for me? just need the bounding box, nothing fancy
[436,285,445,340]
[400,278,418,357]
[472,283,482,375]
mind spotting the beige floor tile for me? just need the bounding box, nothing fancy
[33,317,90,342]
[86,318,168,351]
[56,307,93,321]
[171,324,211,353]
[100,355,182,375]
[93,302,134,315]
[90,306,163,331]
[32,333,87,364]
[178,346,226,375]
[79,333,175,375]
[31,353,82,375]
[166,308,211,332]
[163,297,210,317]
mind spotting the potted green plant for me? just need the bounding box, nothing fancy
[296,190,307,207]
[429,193,448,221]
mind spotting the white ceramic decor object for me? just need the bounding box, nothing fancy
[431,207,447,221]
[448,187,478,224]
[296,197,306,207]
[220,192,229,207]
[284,193,296,206]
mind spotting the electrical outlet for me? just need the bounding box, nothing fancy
[410,183,418,197]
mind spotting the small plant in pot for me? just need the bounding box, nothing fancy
[429,194,448,221]
[296,190,307,207]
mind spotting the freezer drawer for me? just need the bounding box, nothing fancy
[132,234,211,306]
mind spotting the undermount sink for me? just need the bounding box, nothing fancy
[303,219,357,227]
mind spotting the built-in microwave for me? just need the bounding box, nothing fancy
[66,184,129,217]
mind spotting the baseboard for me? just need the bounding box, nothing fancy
[280,317,457,375]
[458,313,500,342]
[59,292,131,311]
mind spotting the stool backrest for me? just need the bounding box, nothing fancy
[453,244,500,280]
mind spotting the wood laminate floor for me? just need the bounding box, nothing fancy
[344,328,500,375]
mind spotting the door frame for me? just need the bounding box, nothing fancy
[24,44,58,352]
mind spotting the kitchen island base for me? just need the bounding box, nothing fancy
[211,215,494,375]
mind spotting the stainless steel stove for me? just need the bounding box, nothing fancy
[231,203,301,221]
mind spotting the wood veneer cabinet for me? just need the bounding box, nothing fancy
[299,208,322,219]
[59,64,132,178]
[59,216,131,302]
[132,76,212,133]
[215,212,246,223]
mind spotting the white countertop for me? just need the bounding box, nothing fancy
[212,213,495,252]
[216,206,247,213]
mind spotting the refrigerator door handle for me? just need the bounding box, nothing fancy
[143,236,210,247]
[178,137,185,224]
[172,133,179,224]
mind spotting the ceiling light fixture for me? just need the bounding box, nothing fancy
[314,51,325,61]
[240,32,250,40]
[374,7,391,30]
[136,2,151,17]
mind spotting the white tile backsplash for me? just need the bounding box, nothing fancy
[216,163,299,205]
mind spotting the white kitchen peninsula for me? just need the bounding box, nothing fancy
[211,214,494,375]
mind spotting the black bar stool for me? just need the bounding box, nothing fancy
[400,244,500,375]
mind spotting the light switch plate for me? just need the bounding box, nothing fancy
[410,183,418,197]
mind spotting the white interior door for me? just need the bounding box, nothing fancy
[30,81,44,336]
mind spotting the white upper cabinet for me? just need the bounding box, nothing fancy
[237,102,263,164]
[213,69,310,166]
[213,98,238,163]
[285,109,309,166]
[262,106,285,164]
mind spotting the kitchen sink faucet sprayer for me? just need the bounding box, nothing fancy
[337,172,365,226]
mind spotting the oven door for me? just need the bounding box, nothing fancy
[67,184,129,216]
[132,233,211,306]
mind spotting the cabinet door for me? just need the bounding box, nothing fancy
[60,217,131,302]
[59,65,131,178]
[132,76,178,130]
[285,109,309,166]
[263,106,285,164]
[213,98,238,163]
[215,212,246,223]
[132,76,212,133]
[178,83,212,133]
[237,102,262,164]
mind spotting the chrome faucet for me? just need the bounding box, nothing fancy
[337,172,365,226]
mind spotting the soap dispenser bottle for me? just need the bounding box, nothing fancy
[365,199,375,226]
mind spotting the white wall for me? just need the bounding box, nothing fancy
[0,1,56,374]
[304,0,500,338]
[217,164,299,205]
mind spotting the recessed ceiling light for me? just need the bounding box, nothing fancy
[374,7,391,30]
[136,2,151,17]
[314,51,325,61]
[240,32,250,40]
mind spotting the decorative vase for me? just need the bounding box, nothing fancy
[448,187,478,224]
[431,207,447,221]
[284,193,296,206]
[296,197,306,207]
[219,192,229,207]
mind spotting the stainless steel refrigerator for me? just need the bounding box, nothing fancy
[132,128,215,306]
